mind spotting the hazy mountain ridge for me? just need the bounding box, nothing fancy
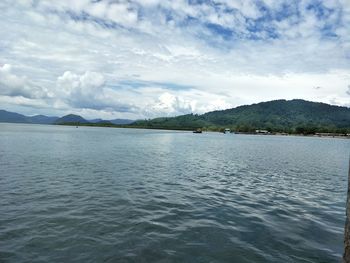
[0,110,135,125]
[29,115,59,124]
[90,118,134,125]
[0,110,59,124]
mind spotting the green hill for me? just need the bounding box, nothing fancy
[132,99,350,134]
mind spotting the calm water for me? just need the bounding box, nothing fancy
[0,123,349,263]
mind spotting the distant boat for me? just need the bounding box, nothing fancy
[224,128,230,134]
[193,128,202,133]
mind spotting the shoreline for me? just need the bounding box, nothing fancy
[1,122,349,139]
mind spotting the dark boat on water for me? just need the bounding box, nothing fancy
[193,129,202,133]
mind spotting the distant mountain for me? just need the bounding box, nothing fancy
[89,118,104,123]
[0,110,133,126]
[55,114,89,124]
[110,119,134,125]
[29,115,59,124]
[0,110,58,124]
[0,110,30,123]
[132,99,350,133]
[89,118,134,125]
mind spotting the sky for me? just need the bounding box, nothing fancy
[0,0,349,120]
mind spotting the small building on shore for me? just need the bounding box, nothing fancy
[255,129,269,134]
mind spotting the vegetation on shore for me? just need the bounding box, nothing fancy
[130,99,350,135]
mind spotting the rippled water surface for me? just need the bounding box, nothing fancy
[0,123,349,262]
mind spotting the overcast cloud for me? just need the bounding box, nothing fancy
[0,0,349,119]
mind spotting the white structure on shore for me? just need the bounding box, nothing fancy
[255,130,269,134]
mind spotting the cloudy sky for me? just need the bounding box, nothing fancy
[0,0,349,119]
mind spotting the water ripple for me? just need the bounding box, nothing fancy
[0,124,349,262]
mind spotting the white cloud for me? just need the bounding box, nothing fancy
[0,64,48,99]
[0,0,349,119]
[56,71,105,99]
[55,71,140,113]
[199,99,233,113]
[147,92,195,117]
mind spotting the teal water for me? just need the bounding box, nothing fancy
[0,123,349,262]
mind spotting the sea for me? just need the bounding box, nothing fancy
[0,123,349,262]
